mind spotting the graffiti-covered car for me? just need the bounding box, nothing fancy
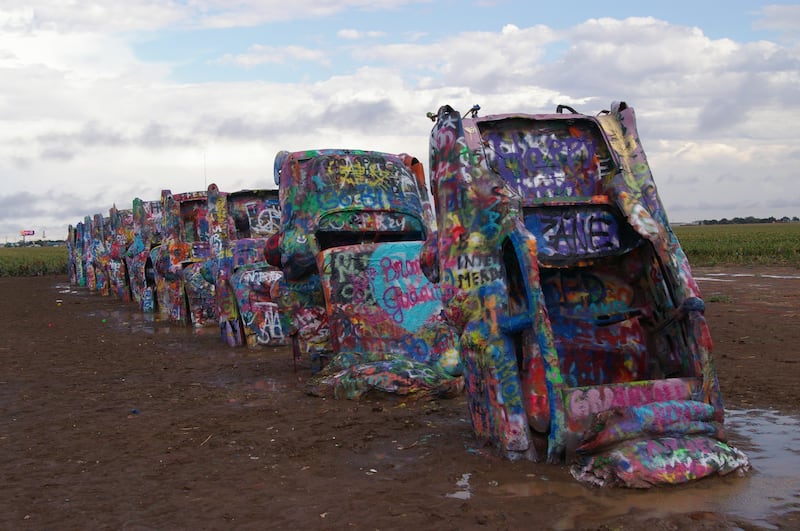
[106,205,134,302]
[202,184,287,347]
[148,189,211,324]
[268,149,462,398]
[67,222,86,287]
[424,102,749,487]
[81,215,96,292]
[125,198,163,313]
[88,213,110,296]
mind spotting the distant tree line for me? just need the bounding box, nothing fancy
[698,216,799,225]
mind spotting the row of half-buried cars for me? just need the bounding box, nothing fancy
[66,101,750,488]
[67,186,287,348]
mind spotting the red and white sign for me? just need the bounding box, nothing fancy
[20,230,35,236]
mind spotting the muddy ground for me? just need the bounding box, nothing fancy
[1,267,798,530]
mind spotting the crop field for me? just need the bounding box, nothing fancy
[0,245,68,277]
[673,223,800,267]
[1,223,798,277]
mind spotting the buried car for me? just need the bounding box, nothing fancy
[423,102,749,487]
[148,189,211,324]
[82,215,96,293]
[268,149,461,398]
[106,205,134,303]
[125,198,163,313]
[201,184,288,347]
[87,213,110,296]
[67,222,86,287]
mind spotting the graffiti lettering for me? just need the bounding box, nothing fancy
[253,302,285,344]
[142,287,154,313]
[332,252,372,284]
[380,256,422,283]
[566,380,693,420]
[351,212,407,231]
[240,269,282,287]
[382,283,441,324]
[456,254,498,269]
[483,129,608,199]
[537,210,620,258]
[326,156,400,190]
[455,266,503,290]
[480,196,503,238]
[338,274,375,306]
[318,212,410,232]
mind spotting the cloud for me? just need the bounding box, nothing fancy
[319,98,400,132]
[0,0,429,33]
[337,29,386,40]
[1,2,799,241]
[0,3,185,33]
[350,23,558,93]
[0,189,113,240]
[212,44,331,68]
[0,191,49,217]
[753,4,800,38]
[27,121,196,162]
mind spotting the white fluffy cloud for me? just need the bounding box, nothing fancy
[0,0,428,32]
[213,44,331,68]
[1,2,798,241]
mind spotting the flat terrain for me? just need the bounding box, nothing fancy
[1,268,798,530]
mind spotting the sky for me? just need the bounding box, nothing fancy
[1,0,799,242]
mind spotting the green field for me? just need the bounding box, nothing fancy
[0,246,69,277]
[1,223,798,277]
[673,223,800,267]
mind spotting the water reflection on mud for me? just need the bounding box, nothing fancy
[55,283,80,295]
[446,473,473,500]
[486,408,799,529]
[85,307,174,335]
[722,409,800,525]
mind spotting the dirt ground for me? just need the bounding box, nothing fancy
[1,266,798,530]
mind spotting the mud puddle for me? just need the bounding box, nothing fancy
[470,408,800,529]
[55,283,81,295]
[84,307,176,335]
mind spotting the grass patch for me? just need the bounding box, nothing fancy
[3,222,798,277]
[0,246,68,277]
[672,223,800,268]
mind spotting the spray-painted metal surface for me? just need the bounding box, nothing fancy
[424,102,748,486]
[106,206,134,302]
[67,222,86,287]
[270,149,462,397]
[183,261,216,328]
[82,215,96,292]
[269,270,329,369]
[203,184,288,347]
[124,198,162,313]
[88,213,110,296]
[149,189,211,324]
